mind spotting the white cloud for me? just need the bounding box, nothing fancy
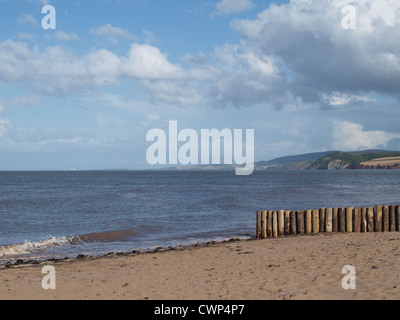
[51,31,80,42]
[332,121,400,150]
[232,0,400,102]
[141,79,205,105]
[214,0,255,16]
[124,43,181,79]
[0,37,286,108]
[322,92,376,106]
[89,24,134,44]
[17,14,38,27]
[207,43,286,108]
[5,0,400,110]
[85,49,122,86]
[0,40,185,96]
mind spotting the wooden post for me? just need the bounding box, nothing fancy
[272,211,278,237]
[361,207,367,233]
[256,211,262,238]
[267,211,273,238]
[306,210,312,234]
[261,211,267,239]
[383,205,389,232]
[396,205,400,232]
[326,208,333,233]
[389,206,396,232]
[367,207,375,232]
[312,209,319,234]
[333,208,339,232]
[290,211,297,235]
[346,207,353,232]
[319,208,326,233]
[339,208,346,232]
[375,206,383,232]
[278,210,285,236]
[297,211,305,235]
[284,211,291,235]
[354,208,361,233]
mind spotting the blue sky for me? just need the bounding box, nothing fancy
[0,0,399,170]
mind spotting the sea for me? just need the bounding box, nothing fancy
[1,170,400,264]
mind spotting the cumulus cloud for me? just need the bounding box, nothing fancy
[232,0,400,103]
[0,40,184,94]
[124,44,182,79]
[332,121,400,151]
[207,44,288,108]
[5,0,400,110]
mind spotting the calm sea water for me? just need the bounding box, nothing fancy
[1,170,400,263]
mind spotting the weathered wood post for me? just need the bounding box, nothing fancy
[339,208,346,232]
[383,205,389,232]
[346,207,353,232]
[333,208,339,232]
[354,208,361,233]
[375,205,383,232]
[297,211,305,235]
[261,211,267,239]
[278,210,285,237]
[256,211,262,238]
[319,208,326,233]
[326,208,333,233]
[290,211,297,235]
[312,209,319,234]
[272,211,278,237]
[367,207,374,232]
[267,211,273,238]
[284,211,291,235]
[306,210,312,234]
[258,204,400,239]
[361,208,367,232]
[389,206,396,232]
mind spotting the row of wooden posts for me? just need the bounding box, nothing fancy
[256,205,400,239]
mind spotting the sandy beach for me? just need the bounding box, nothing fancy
[1,232,400,300]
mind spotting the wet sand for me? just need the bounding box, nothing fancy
[1,232,400,300]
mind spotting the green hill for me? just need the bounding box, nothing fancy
[307,151,400,170]
[258,150,400,170]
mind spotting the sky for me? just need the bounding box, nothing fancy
[0,0,400,170]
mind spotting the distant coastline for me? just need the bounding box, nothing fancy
[162,149,400,171]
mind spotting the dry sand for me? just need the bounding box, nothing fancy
[1,232,400,300]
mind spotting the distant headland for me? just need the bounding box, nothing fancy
[162,150,400,171]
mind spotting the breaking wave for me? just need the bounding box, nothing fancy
[0,228,141,259]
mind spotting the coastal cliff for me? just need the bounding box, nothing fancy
[264,150,400,171]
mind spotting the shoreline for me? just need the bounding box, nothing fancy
[0,235,253,269]
[2,232,400,300]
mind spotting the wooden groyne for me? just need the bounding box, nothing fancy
[256,205,400,239]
